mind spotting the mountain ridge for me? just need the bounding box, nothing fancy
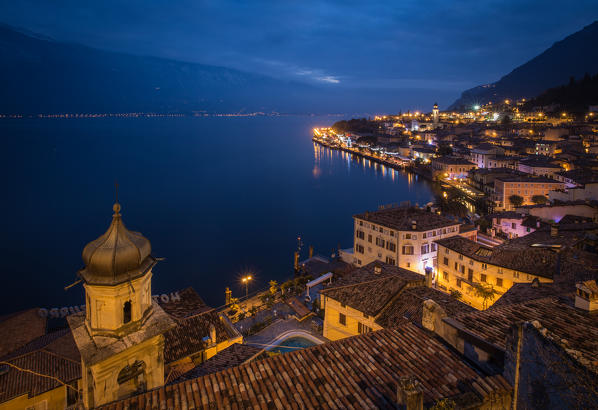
[449,21,598,111]
[0,23,320,114]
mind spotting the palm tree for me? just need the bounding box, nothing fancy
[269,280,278,295]
[473,284,498,309]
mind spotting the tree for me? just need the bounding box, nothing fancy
[473,284,498,309]
[450,289,462,300]
[228,297,240,314]
[532,195,548,205]
[269,280,278,296]
[509,194,524,208]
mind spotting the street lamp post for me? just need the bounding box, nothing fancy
[242,275,252,298]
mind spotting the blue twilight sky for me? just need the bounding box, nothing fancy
[1,0,597,106]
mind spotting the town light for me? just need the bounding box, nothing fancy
[241,275,253,297]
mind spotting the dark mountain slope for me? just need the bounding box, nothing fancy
[449,21,598,111]
[0,24,317,114]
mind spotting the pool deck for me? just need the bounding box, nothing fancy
[244,317,327,350]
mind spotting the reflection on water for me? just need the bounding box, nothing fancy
[313,143,411,186]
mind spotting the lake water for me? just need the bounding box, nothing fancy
[0,116,434,314]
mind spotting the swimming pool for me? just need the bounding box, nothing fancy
[268,336,318,354]
[266,330,325,354]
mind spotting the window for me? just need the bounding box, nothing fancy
[481,274,487,283]
[456,279,462,288]
[445,248,449,254]
[443,271,448,280]
[402,245,414,255]
[368,234,372,243]
[421,244,429,254]
[358,322,372,334]
[468,272,473,282]
[413,234,417,239]
[423,232,427,238]
[443,257,449,266]
[512,223,516,229]
[123,301,132,324]
[460,265,465,274]
[454,262,458,270]
[481,263,488,270]
[458,254,463,260]
[355,244,364,254]
[405,233,412,239]
[406,262,411,268]
[390,231,394,237]
[496,278,503,287]
[498,268,503,275]
[376,237,385,248]
[387,242,396,252]
[431,243,437,252]
[359,220,363,226]
[339,313,346,326]
[356,230,365,239]
[385,256,396,265]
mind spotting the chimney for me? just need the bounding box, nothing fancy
[575,280,598,312]
[411,220,417,230]
[210,324,217,344]
[424,267,434,287]
[396,377,423,410]
[550,224,558,238]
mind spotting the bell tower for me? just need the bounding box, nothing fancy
[433,102,439,124]
[68,202,175,408]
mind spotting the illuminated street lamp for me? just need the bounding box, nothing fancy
[241,275,253,297]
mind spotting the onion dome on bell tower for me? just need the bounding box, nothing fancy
[79,202,156,286]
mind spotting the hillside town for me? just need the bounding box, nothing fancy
[1,101,597,410]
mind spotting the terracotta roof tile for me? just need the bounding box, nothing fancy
[321,262,424,316]
[0,330,80,404]
[176,343,263,381]
[157,287,212,319]
[100,324,511,409]
[354,207,458,232]
[164,310,238,364]
[447,295,598,373]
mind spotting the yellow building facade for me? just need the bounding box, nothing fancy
[434,239,552,310]
[322,296,381,341]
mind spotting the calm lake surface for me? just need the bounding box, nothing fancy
[0,116,434,313]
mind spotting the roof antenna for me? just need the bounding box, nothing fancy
[115,180,119,204]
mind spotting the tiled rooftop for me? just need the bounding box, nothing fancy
[0,308,47,358]
[435,235,598,280]
[432,156,475,165]
[446,295,598,373]
[375,287,475,328]
[100,324,511,409]
[164,310,238,364]
[0,329,81,404]
[354,207,458,232]
[175,343,263,381]
[158,287,213,319]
